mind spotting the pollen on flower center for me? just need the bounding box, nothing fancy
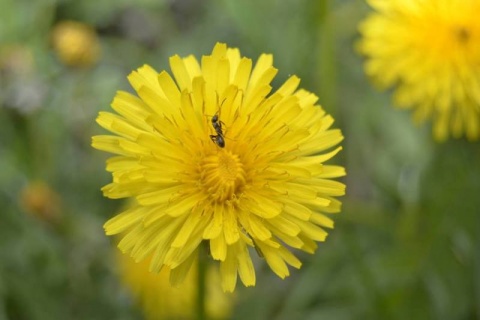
[200,150,247,202]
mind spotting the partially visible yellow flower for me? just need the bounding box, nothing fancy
[357,0,480,141]
[93,43,345,292]
[51,20,100,67]
[20,181,62,224]
[117,252,232,320]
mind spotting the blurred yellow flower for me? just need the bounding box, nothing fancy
[20,181,62,224]
[93,43,345,292]
[358,0,480,141]
[51,20,100,67]
[118,253,232,320]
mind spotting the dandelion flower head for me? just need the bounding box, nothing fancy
[92,43,345,292]
[358,0,480,141]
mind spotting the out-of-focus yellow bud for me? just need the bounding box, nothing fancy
[20,181,62,224]
[51,20,101,67]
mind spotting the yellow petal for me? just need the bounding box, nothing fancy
[220,247,238,292]
[283,200,312,221]
[310,212,334,229]
[223,205,240,245]
[278,246,302,269]
[295,219,328,242]
[127,64,161,94]
[277,75,300,97]
[104,206,147,235]
[171,210,203,248]
[236,241,256,287]
[256,242,289,279]
[241,214,272,241]
[232,57,252,91]
[266,215,301,237]
[169,54,192,91]
[210,234,227,261]
[157,71,181,107]
[136,185,183,206]
[203,204,224,239]
[169,251,197,287]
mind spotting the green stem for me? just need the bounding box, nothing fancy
[196,252,207,320]
[316,0,337,116]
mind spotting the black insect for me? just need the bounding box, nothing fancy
[209,113,225,148]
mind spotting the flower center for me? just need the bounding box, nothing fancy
[200,150,247,202]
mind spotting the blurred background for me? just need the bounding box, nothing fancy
[1,0,479,319]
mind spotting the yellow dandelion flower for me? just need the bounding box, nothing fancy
[357,0,480,141]
[51,20,101,67]
[93,43,345,292]
[117,252,232,320]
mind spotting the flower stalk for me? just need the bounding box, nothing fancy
[197,249,207,320]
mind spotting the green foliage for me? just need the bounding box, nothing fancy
[0,0,478,319]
